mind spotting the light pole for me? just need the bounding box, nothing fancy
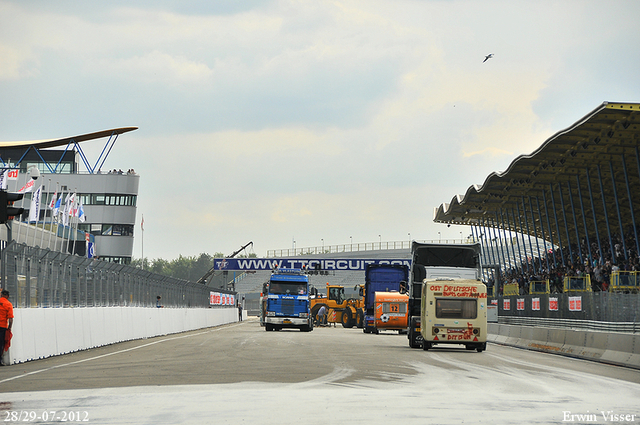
[438,232,441,242]
[379,234,381,249]
[321,238,324,252]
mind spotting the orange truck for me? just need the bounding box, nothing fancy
[373,291,409,333]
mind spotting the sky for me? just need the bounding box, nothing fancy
[1,0,639,261]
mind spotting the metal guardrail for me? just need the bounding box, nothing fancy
[563,275,592,292]
[503,283,519,296]
[498,316,639,334]
[529,280,550,294]
[1,241,234,308]
[267,238,472,257]
[611,271,640,292]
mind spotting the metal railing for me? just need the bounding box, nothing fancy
[267,238,471,257]
[611,271,640,293]
[563,275,592,293]
[1,241,233,308]
[498,316,639,334]
[529,280,550,294]
[503,283,520,296]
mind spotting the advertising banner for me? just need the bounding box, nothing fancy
[213,258,411,271]
[531,297,540,311]
[210,291,236,306]
[568,296,582,312]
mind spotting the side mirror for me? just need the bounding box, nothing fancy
[399,281,407,294]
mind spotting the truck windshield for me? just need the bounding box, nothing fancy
[269,282,307,295]
[435,299,477,319]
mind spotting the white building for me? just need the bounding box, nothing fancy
[0,127,139,264]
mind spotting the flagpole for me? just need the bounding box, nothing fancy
[62,191,70,254]
[27,185,39,247]
[39,179,49,247]
[65,191,75,255]
[14,171,22,244]
[47,182,58,250]
[71,191,78,256]
[141,214,144,270]
[54,189,63,252]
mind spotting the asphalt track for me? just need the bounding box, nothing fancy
[1,318,639,424]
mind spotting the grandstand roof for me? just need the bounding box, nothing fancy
[434,101,640,245]
[0,127,138,149]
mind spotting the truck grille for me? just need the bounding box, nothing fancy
[281,299,295,315]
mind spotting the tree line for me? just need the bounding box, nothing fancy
[130,252,256,282]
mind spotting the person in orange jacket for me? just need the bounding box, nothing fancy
[0,289,13,366]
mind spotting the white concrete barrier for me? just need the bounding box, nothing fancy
[488,324,639,369]
[2,307,239,365]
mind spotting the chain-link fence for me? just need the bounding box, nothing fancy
[492,292,640,322]
[1,241,233,308]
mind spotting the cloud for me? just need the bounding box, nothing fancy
[2,0,640,260]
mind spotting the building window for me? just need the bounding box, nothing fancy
[100,256,131,265]
[79,223,133,237]
[45,193,137,207]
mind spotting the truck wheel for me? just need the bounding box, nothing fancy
[422,341,431,351]
[476,342,486,353]
[301,319,314,332]
[341,309,354,328]
[356,309,364,328]
[265,324,272,332]
[408,317,422,349]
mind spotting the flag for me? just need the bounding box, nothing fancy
[0,170,7,190]
[53,191,63,216]
[48,190,58,209]
[18,178,36,193]
[141,214,144,231]
[77,199,86,222]
[29,186,42,223]
[63,193,75,226]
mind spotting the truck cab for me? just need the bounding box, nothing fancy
[263,268,313,332]
[363,264,409,334]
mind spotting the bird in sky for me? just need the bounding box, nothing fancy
[483,53,494,63]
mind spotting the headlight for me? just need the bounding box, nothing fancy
[267,311,275,316]
[299,312,308,318]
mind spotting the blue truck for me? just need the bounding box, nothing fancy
[363,264,410,334]
[261,268,313,332]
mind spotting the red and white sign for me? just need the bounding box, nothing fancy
[568,296,582,312]
[549,297,559,311]
[503,299,511,311]
[210,291,236,306]
[516,298,525,311]
[7,169,18,180]
[532,298,540,311]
